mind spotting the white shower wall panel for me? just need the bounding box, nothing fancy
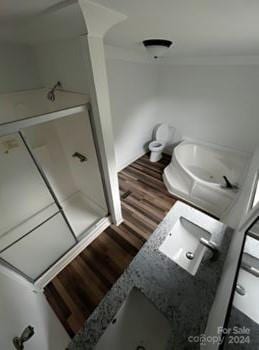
[54,112,107,210]
[27,122,78,202]
[0,88,88,125]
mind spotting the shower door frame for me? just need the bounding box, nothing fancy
[0,102,112,288]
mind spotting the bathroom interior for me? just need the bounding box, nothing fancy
[1,0,259,349]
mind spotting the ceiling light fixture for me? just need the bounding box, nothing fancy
[143,39,173,59]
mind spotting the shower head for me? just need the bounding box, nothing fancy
[47,81,62,102]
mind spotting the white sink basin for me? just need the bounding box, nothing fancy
[94,288,171,349]
[159,216,211,276]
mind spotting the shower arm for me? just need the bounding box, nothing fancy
[47,81,62,102]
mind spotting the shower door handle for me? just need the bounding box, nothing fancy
[72,152,87,162]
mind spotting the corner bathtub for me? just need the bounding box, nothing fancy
[163,142,247,217]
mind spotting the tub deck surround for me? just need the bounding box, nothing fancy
[69,201,233,350]
[163,142,248,218]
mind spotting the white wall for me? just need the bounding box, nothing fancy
[0,272,69,350]
[105,58,259,171]
[157,65,259,154]
[34,38,90,93]
[35,41,160,173]
[34,42,161,172]
[224,147,259,227]
[0,43,42,94]
[106,58,159,170]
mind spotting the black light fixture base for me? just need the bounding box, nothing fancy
[143,39,172,48]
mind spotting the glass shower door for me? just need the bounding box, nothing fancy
[22,110,108,239]
[0,133,76,281]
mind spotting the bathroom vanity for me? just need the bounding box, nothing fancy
[69,201,233,349]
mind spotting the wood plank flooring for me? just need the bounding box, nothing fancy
[45,153,178,337]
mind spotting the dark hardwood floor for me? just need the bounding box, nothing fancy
[45,153,178,337]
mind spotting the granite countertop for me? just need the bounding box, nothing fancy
[69,201,233,350]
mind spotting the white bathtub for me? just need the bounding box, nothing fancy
[163,142,248,217]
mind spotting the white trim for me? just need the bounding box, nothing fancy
[245,169,259,214]
[239,197,259,232]
[0,87,88,98]
[81,35,123,225]
[0,261,39,292]
[115,217,124,226]
[34,216,111,290]
[79,0,126,38]
[0,105,87,137]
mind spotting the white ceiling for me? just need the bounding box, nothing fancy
[1,0,259,57]
[0,0,86,45]
[92,0,259,57]
[0,0,61,20]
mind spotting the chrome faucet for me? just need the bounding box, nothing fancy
[221,176,239,190]
[199,237,219,260]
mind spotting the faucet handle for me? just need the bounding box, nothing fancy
[221,176,239,191]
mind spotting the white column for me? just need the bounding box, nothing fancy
[79,0,126,224]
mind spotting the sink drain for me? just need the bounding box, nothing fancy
[186,252,194,260]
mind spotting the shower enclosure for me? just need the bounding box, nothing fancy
[0,89,108,284]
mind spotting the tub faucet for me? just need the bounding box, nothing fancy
[221,176,239,190]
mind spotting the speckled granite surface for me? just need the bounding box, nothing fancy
[69,201,233,350]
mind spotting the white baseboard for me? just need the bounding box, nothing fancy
[34,216,111,291]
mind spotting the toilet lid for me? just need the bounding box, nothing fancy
[155,124,169,142]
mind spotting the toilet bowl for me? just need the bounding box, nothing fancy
[149,124,169,162]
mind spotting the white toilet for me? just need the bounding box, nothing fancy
[149,124,170,162]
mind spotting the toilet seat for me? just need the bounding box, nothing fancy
[148,124,169,162]
[149,140,165,151]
